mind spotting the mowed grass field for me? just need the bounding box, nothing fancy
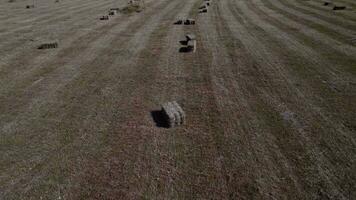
[0,0,355,199]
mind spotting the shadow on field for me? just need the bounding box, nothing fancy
[179,47,190,53]
[179,40,191,53]
[179,40,188,45]
[151,110,169,128]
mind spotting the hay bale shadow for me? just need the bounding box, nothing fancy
[174,20,183,25]
[38,42,58,49]
[151,110,169,128]
[333,6,346,10]
[180,40,188,45]
[179,47,190,53]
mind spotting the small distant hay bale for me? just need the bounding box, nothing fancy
[323,1,331,6]
[199,4,207,9]
[109,10,117,15]
[333,5,346,10]
[38,42,58,49]
[174,19,183,25]
[175,19,195,25]
[161,101,185,128]
[199,8,208,13]
[26,4,35,9]
[184,19,195,25]
[180,34,196,53]
[100,15,109,20]
[187,40,196,52]
[110,8,120,11]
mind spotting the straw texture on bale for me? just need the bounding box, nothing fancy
[186,34,196,41]
[100,15,109,20]
[184,19,195,25]
[161,101,185,128]
[333,5,346,10]
[38,42,58,49]
[187,40,196,52]
[109,10,117,15]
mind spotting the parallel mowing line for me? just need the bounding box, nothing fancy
[197,10,238,200]
[0,0,112,38]
[4,0,111,21]
[61,1,191,199]
[201,3,278,199]
[270,0,355,37]
[271,0,356,36]
[237,0,356,166]
[0,0,181,198]
[0,0,111,31]
[171,1,231,199]
[0,0,102,26]
[216,4,302,197]
[227,1,353,199]
[330,0,356,8]
[2,0,174,161]
[105,1,197,197]
[233,0,356,167]
[234,0,356,140]
[214,1,301,198]
[283,0,356,30]
[0,1,120,79]
[1,0,175,147]
[0,0,168,100]
[297,0,356,22]
[262,0,354,45]
[0,0,159,70]
[248,0,356,76]
[0,0,79,21]
[246,0,356,143]
[294,0,356,23]
[0,0,117,49]
[282,0,356,30]
[0,0,158,73]
[311,0,356,21]
[137,0,230,198]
